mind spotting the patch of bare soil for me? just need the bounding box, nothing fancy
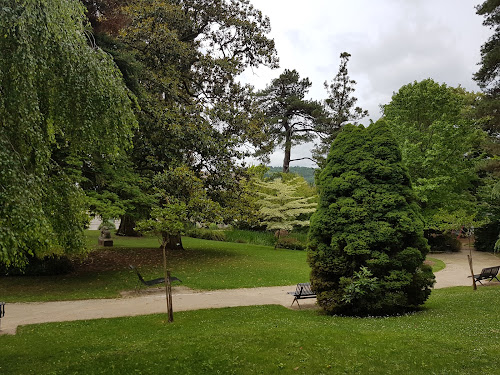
[423,259,434,267]
[71,247,164,275]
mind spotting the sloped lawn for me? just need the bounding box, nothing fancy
[0,232,310,302]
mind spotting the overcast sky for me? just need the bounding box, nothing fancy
[239,0,493,168]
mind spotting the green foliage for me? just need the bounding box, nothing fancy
[186,228,226,242]
[255,174,317,231]
[82,0,279,234]
[475,220,500,252]
[426,231,462,253]
[275,236,305,250]
[383,79,486,230]
[136,166,222,246]
[308,122,435,316]
[222,229,276,246]
[0,0,136,268]
[266,166,316,185]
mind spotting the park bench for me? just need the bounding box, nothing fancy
[129,265,182,287]
[469,266,500,285]
[0,302,5,330]
[287,283,316,308]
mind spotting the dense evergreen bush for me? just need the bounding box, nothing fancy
[474,221,500,252]
[0,255,73,276]
[425,231,462,253]
[307,122,435,316]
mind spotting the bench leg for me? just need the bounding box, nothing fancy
[476,279,484,286]
[291,297,297,307]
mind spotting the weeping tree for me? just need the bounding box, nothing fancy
[308,121,435,316]
[0,0,136,268]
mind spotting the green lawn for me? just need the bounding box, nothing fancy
[426,257,446,273]
[0,286,498,374]
[0,232,310,302]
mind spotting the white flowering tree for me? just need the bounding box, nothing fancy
[256,174,317,234]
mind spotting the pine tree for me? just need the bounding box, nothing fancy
[313,52,368,167]
[308,121,435,316]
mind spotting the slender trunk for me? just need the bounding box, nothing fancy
[283,127,292,173]
[468,234,477,290]
[162,241,174,322]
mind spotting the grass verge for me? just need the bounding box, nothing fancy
[426,257,446,273]
[0,286,499,374]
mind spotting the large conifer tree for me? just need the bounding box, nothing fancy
[307,122,434,316]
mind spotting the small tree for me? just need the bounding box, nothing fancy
[137,166,222,249]
[308,121,435,316]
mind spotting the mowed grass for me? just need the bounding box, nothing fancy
[0,286,499,374]
[0,231,310,302]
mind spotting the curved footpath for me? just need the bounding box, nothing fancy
[1,249,499,335]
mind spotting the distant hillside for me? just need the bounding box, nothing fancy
[265,166,317,185]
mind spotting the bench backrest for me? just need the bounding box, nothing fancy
[296,283,314,296]
[481,266,499,277]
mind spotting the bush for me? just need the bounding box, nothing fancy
[426,231,462,253]
[223,229,275,246]
[186,228,226,242]
[308,122,435,316]
[474,220,500,252]
[275,236,306,250]
[0,254,74,276]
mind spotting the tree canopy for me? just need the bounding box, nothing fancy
[82,0,279,234]
[255,69,325,172]
[382,79,485,230]
[308,122,434,316]
[0,0,136,267]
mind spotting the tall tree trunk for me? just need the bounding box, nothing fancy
[283,127,292,173]
[117,214,140,236]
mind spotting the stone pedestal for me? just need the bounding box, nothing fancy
[98,237,113,246]
[98,228,113,247]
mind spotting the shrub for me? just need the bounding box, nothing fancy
[275,236,306,250]
[186,228,226,242]
[426,231,462,253]
[474,220,500,252]
[0,255,74,276]
[223,229,275,246]
[308,122,435,316]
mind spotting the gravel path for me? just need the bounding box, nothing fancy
[1,249,499,335]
